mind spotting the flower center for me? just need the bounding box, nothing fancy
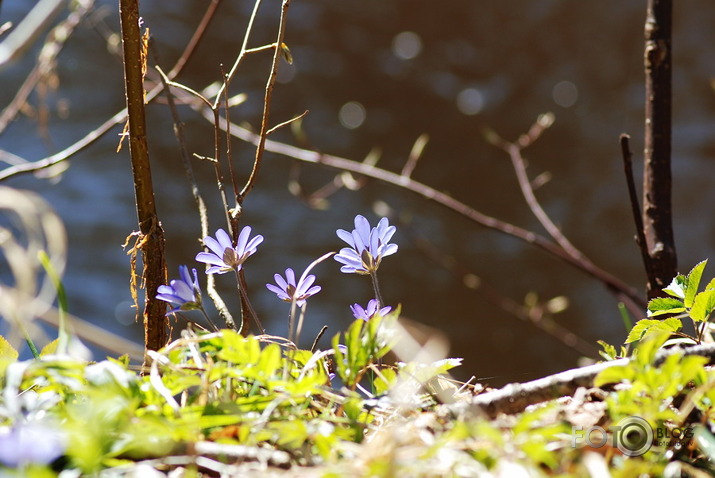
[222,247,240,269]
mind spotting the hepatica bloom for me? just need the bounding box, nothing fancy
[351,299,392,321]
[0,421,65,467]
[196,227,263,274]
[156,265,201,313]
[334,215,398,275]
[266,268,321,307]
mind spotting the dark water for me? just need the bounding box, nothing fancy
[2,1,715,385]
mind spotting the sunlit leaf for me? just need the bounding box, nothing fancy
[646,297,685,317]
[0,335,19,361]
[663,274,686,299]
[689,289,715,322]
[685,260,708,308]
[625,318,682,344]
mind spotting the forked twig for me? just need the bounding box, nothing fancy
[198,107,647,311]
[0,0,222,181]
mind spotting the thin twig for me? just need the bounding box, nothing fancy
[0,1,93,134]
[0,0,222,181]
[620,134,654,288]
[201,109,647,311]
[400,133,429,178]
[266,110,309,136]
[311,325,329,353]
[153,60,236,331]
[211,0,262,109]
[239,0,292,199]
[386,208,596,356]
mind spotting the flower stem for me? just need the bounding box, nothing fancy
[370,271,384,309]
[234,269,265,334]
[199,306,219,332]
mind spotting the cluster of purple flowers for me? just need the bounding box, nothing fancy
[156,214,397,326]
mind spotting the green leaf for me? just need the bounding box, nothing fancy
[689,290,715,322]
[625,318,682,344]
[41,338,59,356]
[663,274,686,299]
[646,297,685,317]
[0,335,19,361]
[594,365,634,387]
[705,277,715,292]
[634,330,670,366]
[685,260,708,308]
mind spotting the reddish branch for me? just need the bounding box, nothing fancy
[119,0,167,352]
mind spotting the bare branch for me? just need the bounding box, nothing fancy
[239,0,292,199]
[203,108,647,311]
[453,342,715,419]
[119,0,167,353]
[0,0,223,181]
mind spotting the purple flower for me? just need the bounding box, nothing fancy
[350,299,392,321]
[0,422,65,467]
[156,265,202,314]
[196,227,263,274]
[266,268,321,307]
[334,215,398,275]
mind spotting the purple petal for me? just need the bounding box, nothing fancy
[381,243,399,257]
[304,285,321,297]
[285,268,296,287]
[266,283,290,301]
[203,235,224,257]
[336,229,356,247]
[235,226,251,252]
[196,252,225,267]
[274,273,289,291]
[171,280,194,301]
[216,228,234,250]
[207,264,230,274]
[244,234,264,254]
[354,215,372,243]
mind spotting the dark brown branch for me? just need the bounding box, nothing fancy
[642,0,677,299]
[119,0,167,352]
[455,342,715,419]
[621,134,655,291]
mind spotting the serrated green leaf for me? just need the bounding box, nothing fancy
[0,335,19,361]
[647,297,685,317]
[689,290,715,322]
[705,277,715,292]
[686,260,708,308]
[663,274,687,299]
[625,318,682,344]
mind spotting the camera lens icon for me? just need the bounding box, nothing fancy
[614,416,653,456]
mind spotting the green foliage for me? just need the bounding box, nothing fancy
[626,260,715,345]
[331,310,397,389]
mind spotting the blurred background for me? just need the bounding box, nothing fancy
[1,0,715,385]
